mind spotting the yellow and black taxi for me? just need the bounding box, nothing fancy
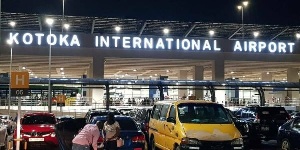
[148,100,243,150]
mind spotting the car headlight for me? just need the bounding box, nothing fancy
[231,138,243,145]
[244,124,249,133]
[181,138,202,145]
[50,132,56,137]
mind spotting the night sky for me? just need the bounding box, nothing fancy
[2,0,300,26]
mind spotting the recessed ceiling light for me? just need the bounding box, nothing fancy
[231,71,234,74]
[155,74,158,76]
[133,69,137,72]
[242,76,245,78]
[166,70,170,73]
[34,76,37,78]
[150,75,153,78]
[22,67,26,70]
[267,72,269,74]
[60,68,64,71]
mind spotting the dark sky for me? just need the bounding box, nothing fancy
[2,0,300,26]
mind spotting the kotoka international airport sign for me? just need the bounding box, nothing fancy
[7,32,296,54]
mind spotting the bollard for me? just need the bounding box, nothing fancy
[24,141,27,150]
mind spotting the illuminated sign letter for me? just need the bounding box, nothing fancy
[22,33,33,45]
[100,36,109,47]
[165,38,174,49]
[249,41,257,52]
[144,38,153,49]
[95,36,99,47]
[203,40,211,50]
[123,37,131,48]
[244,41,248,51]
[182,39,190,50]
[278,42,286,53]
[156,38,165,49]
[70,35,80,46]
[9,33,19,45]
[258,42,266,52]
[288,43,295,53]
[176,39,180,49]
[133,37,142,48]
[268,42,277,53]
[112,36,121,47]
[47,34,57,45]
[214,40,221,51]
[60,34,69,46]
[191,39,200,50]
[234,41,242,52]
[35,33,44,45]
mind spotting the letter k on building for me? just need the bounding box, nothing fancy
[10,72,29,89]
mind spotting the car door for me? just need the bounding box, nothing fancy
[164,105,178,149]
[290,118,300,148]
[149,104,164,148]
[159,104,170,149]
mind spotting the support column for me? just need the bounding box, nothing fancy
[212,59,225,105]
[193,66,204,100]
[287,68,300,102]
[261,72,273,105]
[91,57,105,106]
[178,70,188,99]
[212,59,225,81]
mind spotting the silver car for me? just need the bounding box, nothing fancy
[0,119,8,150]
[0,115,16,134]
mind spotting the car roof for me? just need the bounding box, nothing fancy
[24,112,55,117]
[155,100,216,105]
[92,115,132,120]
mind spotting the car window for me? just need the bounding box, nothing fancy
[293,119,300,129]
[22,115,56,124]
[169,105,176,119]
[160,105,170,121]
[0,115,8,120]
[152,105,162,120]
[92,118,138,130]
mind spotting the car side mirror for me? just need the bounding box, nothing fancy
[166,117,176,124]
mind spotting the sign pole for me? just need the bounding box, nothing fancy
[16,95,21,150]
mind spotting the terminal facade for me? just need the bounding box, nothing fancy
[0,12,299,108]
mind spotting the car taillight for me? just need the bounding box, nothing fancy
[132,135,145,143]
[98,136,104,143]
[254,114,260,123]
[145,123,149,133]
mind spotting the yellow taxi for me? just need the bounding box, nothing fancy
[148,100,243,150]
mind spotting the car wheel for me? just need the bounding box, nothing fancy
[151,137,156,150]
[281,138,291,150]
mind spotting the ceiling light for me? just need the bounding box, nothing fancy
[22,67,26,70]
[231,71,234,74]
[61,72,65,75]
[242,1,249,7]
[296,33,300,39]
[9,21,16,27]
[163,28,170,34]
[240,80,243,81]
[115,26,121,32]
[125,73,128,76]
[45,18,54,26]
[209,30,215,36]
[63,76,66,78]
[242,76,245,78]
[259,77,261,80]
[166,70,170,73]
[60,68,64,71]
[232,77,235,79]
[34,76,38,78]
[30,73,34,76]
[133,69,137,72]
[150,75,153,78]
[267,72,269,74]
[64,23,70,30]
[253,31,260,37]
[155,74,158,76]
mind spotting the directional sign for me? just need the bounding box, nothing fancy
[10,72,29,96]
[57,95,66,107]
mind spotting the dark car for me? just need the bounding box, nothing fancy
[278,117,300,150]
[226,108,249,136]
[235,106,290,145]
[90,115,146,150]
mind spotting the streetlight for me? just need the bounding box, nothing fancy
[237,1,249,39]
[163,28,170,34]
[64,23,70,30]
[7,21,16,116]
[62,0,65,32]
[46,18,54,113]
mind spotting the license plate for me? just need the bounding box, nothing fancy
[261,126,269,131]
[29,138,44,142]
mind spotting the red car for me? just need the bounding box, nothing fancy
[13,112,58,149]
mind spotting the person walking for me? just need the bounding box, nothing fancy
[72,121,103,150]
[103,112,120,150]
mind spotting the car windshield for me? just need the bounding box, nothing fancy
[178,103,232,124]
[22,115,56,124]
[0,115,8,120]
[92,118,138,130]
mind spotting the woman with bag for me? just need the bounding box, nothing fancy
[103,112,121,150]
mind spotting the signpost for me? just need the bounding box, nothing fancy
[10,72,29,150]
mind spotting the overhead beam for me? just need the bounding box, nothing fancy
[184,24,196,37]
[91,19,96,34]
[271,27,289,40]
[139,21,147,36]
[228,27,243,39]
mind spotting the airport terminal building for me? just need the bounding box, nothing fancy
[0,12,300,107]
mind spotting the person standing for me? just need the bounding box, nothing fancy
[72,121,103,150]
[104,112,120,150]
